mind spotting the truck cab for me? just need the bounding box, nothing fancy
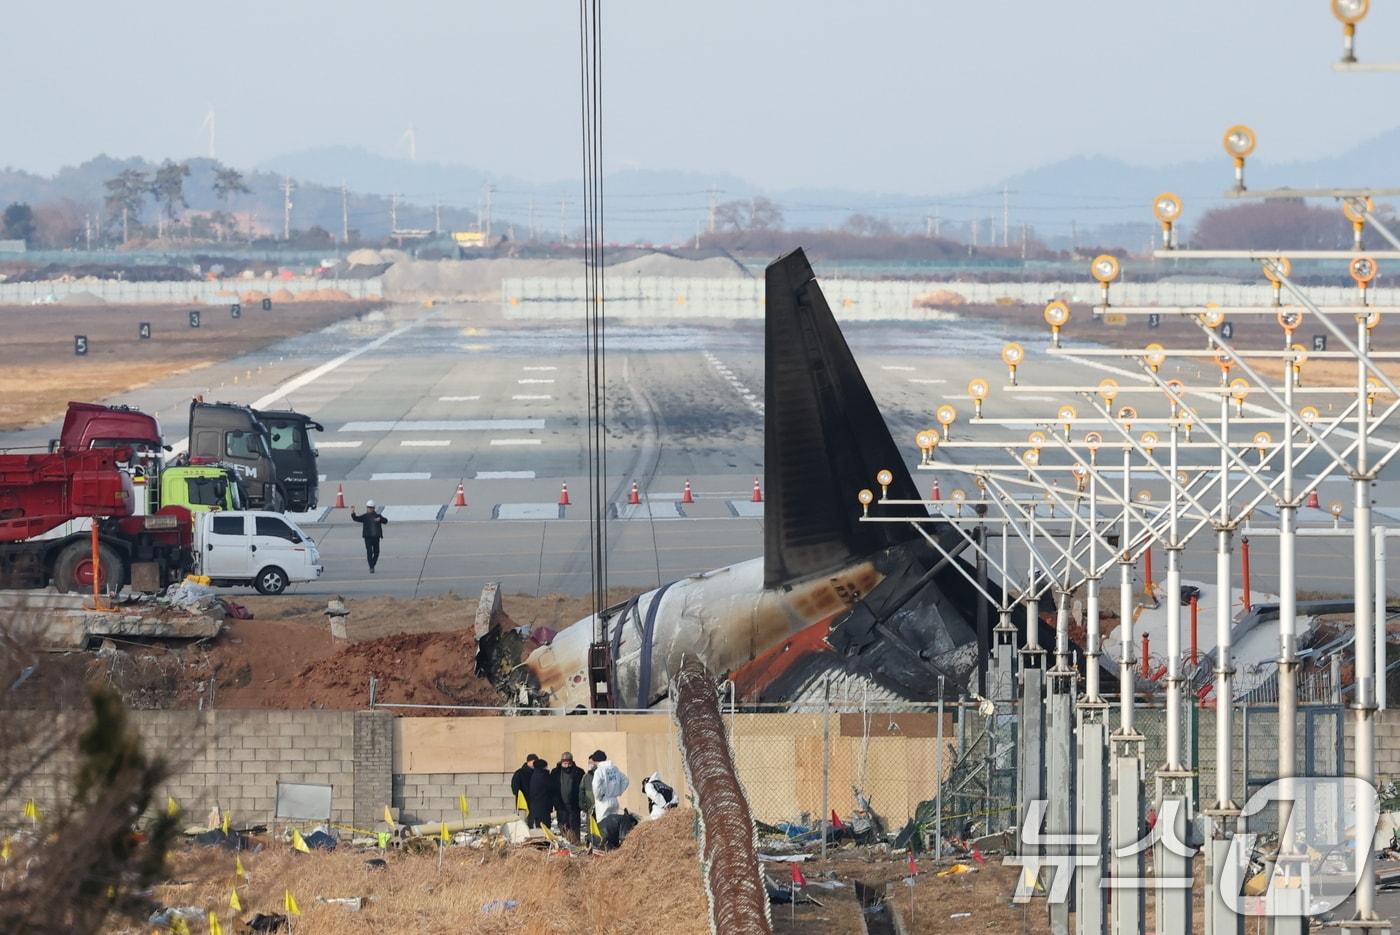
[188,401,286,512]
[195,510,323,595]
[158,464,244,513]
[255,410,322,511]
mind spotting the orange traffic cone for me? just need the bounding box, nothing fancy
[1306,490,1320,509]
[751,478,763,503]
[931,478,941,501]
[681,480,695,504]
[453,482,467,507]
[334,484,346,508]
[628,480,641,505]
[559,483,571,506]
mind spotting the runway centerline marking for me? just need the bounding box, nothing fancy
[370,472,432,481]
[439,395,481,401]
[316,441,363,449]
[476,470,537,479]
[490,438,543,446]
[512,394,553,400]
[882,365,916,372]
[522,366,557,371]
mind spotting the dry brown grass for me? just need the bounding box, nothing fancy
[0,301,380,429]
[153,810,709,935]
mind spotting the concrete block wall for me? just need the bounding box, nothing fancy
[0,710,394,831]
[393,771,514,825]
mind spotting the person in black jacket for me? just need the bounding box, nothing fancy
[526,758,555,829]
[551,752,586,843]
[350,500,389,572]
[510,754,537,808]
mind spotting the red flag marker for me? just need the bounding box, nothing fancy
[907,854,919,875]
[971,843,987,865]
[789,861,807,888]
[830,810,846,831]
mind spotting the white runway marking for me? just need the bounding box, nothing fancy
[703,350,764,416]
[400,440,451,447]
[517,379,555,384]
[882,365,916,372]
[512,394,553,400]
[490,439,543,446]
[476,470,537,479]
[439,395,481,402]
[316,441,363,449]
[371,472,432,481]
[340,419,545,432]
[522,366,557,371]
[909,378,947,385]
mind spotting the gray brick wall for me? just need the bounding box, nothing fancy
[393,771,514,825]
[352,711,394,828]
[1,710,365,829]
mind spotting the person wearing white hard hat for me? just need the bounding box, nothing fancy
[350,500,389,572]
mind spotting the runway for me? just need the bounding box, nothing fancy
[5,299,1400,601]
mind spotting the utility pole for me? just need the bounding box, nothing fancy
[434,201,442,235]
[122,204,129,245]
[706,188,721,234]
[559,198,569,244]
[1070,219,1078,254]
[1021,222,1028,259]
[527,196,536,242]
[971,217,979,248]
[926,216,933,238]
[341,183,349,245]
[390,193,399,240]
[83,213,92,252]
[1002,186,1011,248]
[278,174,292,240]
[482,184,495,242]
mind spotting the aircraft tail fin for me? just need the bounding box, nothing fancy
[763,248,922,589]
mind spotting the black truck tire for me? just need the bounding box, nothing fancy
[253,566,289,595]
[52,540,126,594]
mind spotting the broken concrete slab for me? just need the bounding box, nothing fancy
[474,582,502,641]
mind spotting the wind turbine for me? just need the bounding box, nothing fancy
[201,105,216,159]
[400,125,417,161]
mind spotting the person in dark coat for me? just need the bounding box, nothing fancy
[510,754,537,807]
[551,752,586,843]
[350,501,389,572]
[526,758,555,829]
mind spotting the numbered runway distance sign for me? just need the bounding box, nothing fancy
[138,322,151,340]
[189,310,201,328]
[73,335,88,356]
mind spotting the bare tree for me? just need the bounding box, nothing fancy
[103,170,148,245]
[211,166,251,241]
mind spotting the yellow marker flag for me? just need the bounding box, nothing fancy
[457,793,470,818]
[383,804,395,826]
[291,828,311,854]
[167,795,180,818]
[230,887,242,912]
[171,917,192,935]
[540,824,558,845]
[516,790,528,811]
[222,812,230,836]
[588,812,602,840]
[284,889,301,917]
[208,910,224,935]
[21,799,38,823]
[1,837,10,862]
[439,822,450,844]
[234,854,245,880]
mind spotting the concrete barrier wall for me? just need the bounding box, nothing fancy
[0,277,383,306]
[500,276,1400,321]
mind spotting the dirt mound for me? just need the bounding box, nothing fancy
[271,287,296,303]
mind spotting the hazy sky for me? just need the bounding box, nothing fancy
[5,1,1395,194]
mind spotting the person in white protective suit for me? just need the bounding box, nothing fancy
[587,750,629,820]
[641,771,678,819]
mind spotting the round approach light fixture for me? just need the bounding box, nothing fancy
[1135,488,1152,504]
[1140,431,1159,454]
[1090,254,1121,284]
[1028,430,1048,451]
[1144,342,1167,372]
[1043,300,1071,346]
[857,488,874,516]
[1202,306,1226,329]
[1001,343,1025,384]
[875,468,894,497]
[1057,404,1077,434]
[1116,405,1138,431]
[1223,124,1257,191]
[1262,256,1292,285]
[1022,449,1041,468]
[1351,254,1378,287]
[1277,309,1304,337]
[915,429,939,464]
[1084,430,1104,461]
[968,377,990,416]
[936,404,957,440]
[1334,0,1370,23]
[1153,192,1182,249]
[1098,378,1120,403]
[1343,196,1374,249]
[1300,405,1320,427]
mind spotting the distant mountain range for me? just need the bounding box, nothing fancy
[3,128,1397,248]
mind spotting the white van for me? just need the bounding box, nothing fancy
[195,510,323,595]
